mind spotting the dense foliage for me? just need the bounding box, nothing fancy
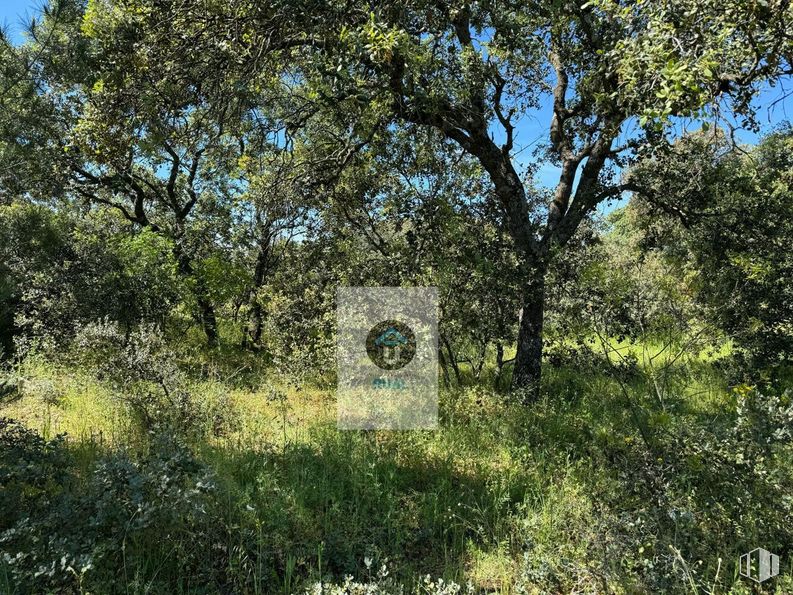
[0,0,792,592]
[628,128,793,371]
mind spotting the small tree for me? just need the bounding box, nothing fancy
[628,128,793,371]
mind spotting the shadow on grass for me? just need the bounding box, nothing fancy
[201,423,535,588]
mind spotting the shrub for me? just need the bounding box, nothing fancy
[0,422,221,594]
[74,321,205,436]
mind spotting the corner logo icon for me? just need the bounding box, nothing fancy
[740,547,779,583]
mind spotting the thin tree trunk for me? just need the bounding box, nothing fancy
[511,265,546,399]
[442,335,461,385]
[175,245,219,347]
[438,346,451,388]
[196,283,219,347]
[0,291,17,361]
[494,341,505,388]
[474,341,486,379]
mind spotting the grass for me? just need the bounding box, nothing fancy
[1,346,792,593]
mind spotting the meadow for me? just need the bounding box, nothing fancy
[3,338,791,594]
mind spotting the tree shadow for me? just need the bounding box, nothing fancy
[202,426,532,587]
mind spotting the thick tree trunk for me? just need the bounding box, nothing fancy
[511,265,546,399]
[447,128,548,397]
[242,238,270,349]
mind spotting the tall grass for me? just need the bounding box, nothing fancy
[1,347,792,593]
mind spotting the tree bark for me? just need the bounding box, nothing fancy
[442,334,462,385]
[438,345,451,388]
[494,341,504,386]
[242,237,270,349]
[246,301,264,347]
[511,264,546,399]
[196,282,219,347]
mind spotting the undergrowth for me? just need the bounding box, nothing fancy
[1,337,792,594]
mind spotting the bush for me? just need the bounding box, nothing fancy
[74,321,208,437]
[0,421,221,594]
[0,205,183,358]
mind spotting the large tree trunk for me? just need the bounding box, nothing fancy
[242,239,270,349]
[511,264,546,398]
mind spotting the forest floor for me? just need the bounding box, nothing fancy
[2,348,792,594]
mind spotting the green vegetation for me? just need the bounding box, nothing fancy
[3,343,792,594]
[1,0,792,592]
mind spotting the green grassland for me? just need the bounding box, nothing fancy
[2,344,791,594]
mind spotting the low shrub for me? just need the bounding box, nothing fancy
[0,421,223,594]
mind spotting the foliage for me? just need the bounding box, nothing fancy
[73,320,221,437]
[0,203,183,355]
[0,420,220,594]
[2,353,792,593]
[0,0,792,592]
[6,0,790,388]
[629,128,793,370]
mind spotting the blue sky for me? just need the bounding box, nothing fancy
[3,0,791,206]
[1,0,41,42]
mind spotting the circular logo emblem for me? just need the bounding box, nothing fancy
[365,320,416,370]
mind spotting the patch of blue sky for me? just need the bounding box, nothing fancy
[0,0,41,44]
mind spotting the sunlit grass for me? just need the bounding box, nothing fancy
[2,346,790,593]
